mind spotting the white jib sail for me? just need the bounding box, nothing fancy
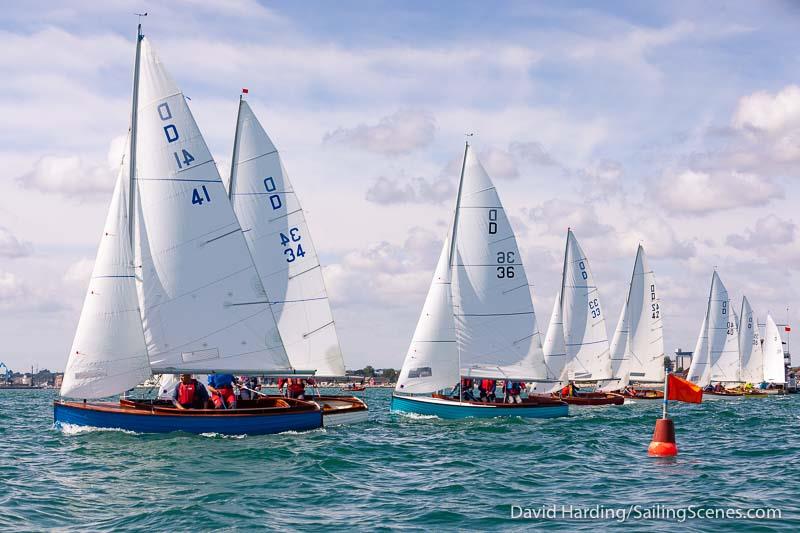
[61,161,152,399]
[762,314,786,384]
[531,292,567,392]
[608,299,628,382]
[687,311,710,387]
[132,37,291,374]
[229,99,345,376]
[559,229,612,381]
[395,235,459,394]
[450,147,547,379]
[708,272,740,383]
[617,245,664,384]
[738,296,763,384]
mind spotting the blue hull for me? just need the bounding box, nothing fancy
[390,394,568,419]
[54,402,322,435]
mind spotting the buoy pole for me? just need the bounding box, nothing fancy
[648,371,678,457]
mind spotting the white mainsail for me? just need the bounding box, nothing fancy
[708,272,740,383]
[559,229,612,381]
[132,37,292,374]
[61,163,151,399]
[762,314,786,384]
[608,300,628,380]
[395,236,459,393]
[687,312,710,387]
[614,245,665,385]
[738,297,763,384]
[228,99,345,376]
[451,146,547,379]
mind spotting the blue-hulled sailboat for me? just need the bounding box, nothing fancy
[391,142,568,419]
[54,25,322,435]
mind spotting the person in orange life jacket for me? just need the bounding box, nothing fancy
[286,378,307,400]
[505,381,524,404]
[172,374,209,409]
[207,372,237,409]
[560,383,572,397]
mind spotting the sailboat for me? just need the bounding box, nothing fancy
[390,142,568,419]
[542,229,623,405]
[761,314,787,392]
[604,245,665,399]
[227,93,367,425]
[54,26,323,435]
[738,296,763,386]
[687,272,764,398]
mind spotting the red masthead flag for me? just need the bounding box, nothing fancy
[785,325,791,332]
[667,374,703,403]
[242,88,249,94]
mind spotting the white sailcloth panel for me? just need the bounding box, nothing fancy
[530,292,566,392]
[396,236,459,393]
[739,297,763,384]
[762,314,786,383]
[560,230,612,381]
[608,301,628,379]
[687,312,710,386]
[133,38,291,373]
[708,272,739,382]
[230,101,344,376]
[61,166,151,398]
[451,148,542,371]
[622,246,664,383]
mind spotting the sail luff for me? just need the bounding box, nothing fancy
[227,95,244,199]
[128,24,143,246]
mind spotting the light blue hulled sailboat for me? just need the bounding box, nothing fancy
[390,143,568,419]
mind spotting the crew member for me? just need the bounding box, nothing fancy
[461,378,475,401]
[286,378,307,400]
[172,374,209,410]
[506,381,524,404]
[207,372,237,409]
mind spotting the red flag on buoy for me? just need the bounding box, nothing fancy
[666,374,703,403]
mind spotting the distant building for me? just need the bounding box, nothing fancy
[674,348,692,373]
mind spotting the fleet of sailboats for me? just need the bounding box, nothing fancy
[54,25,793,435]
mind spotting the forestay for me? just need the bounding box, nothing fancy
[738,296,763,384]
[229,99,345,376]
[762,314,786,384]
[708,272,740,383]
[132,38,291,374]
[61,162,151,399]
[395,236,459,393]
[451,147,546,378]
[559,230,612,381]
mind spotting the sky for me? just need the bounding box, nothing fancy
[1,0,800,373]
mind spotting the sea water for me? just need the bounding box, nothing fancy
[1,389,797,531]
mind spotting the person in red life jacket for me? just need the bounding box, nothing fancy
[172,374,210,410]
[207,372,237,409]
[560,384,572,397]
[479,379,497,402]
[286,378,307,400]
[277,377,287,396]
[461,378,475,401]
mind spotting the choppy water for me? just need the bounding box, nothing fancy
[1,389,798,531]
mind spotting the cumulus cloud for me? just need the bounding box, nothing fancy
[16,135,126,200]
[526,199,614,237]
[479,147,519,180]
[0,227,33,258]
[618,215,695,259]
[726,215,796,251]
[365,174,454,205]
[733,85,800,134]
[63,258,95,287]
[0,271,63,313]
[655,169,782,215]
[509,141,559,167]
[324,110,436,155]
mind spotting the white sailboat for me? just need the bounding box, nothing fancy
[391,142,567,419]
[708,274,740,385]
[227,94,367,424]
[762,314,786,385]
[687,312,711,387]
[541,229,621,405]
[738,296,763,385]
[602,245,665,397]
[55,26,323,435]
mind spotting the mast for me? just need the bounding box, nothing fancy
[558,228,570,381]
[450,140,469,400]
[228,93,246,199]
[128,23,144,245]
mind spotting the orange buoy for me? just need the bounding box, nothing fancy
[647,417,677,457]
